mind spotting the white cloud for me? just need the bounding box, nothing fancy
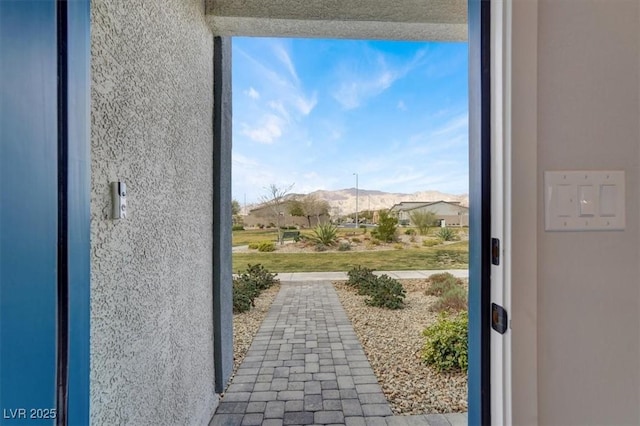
[245,87,260,99]
[241,114,285,144]
[332,47,428,110]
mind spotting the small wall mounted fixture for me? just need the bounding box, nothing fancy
[111,181,127,219]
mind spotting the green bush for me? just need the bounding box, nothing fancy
[431,285,468,313]
[338,242,351,251]
[248,242,260,250]
[371,211,398,242]
[425,272,462,296]
[346,266,405,309]
[310,223,338,247]
[404,228,416,236]
[422,312,468,372]
[244,263,279,290]
[233,264,279,313]
[364,274,406,310]
[232,225,245,231]
[422,239,440,247]
[347,265,376,288]
[437,227,457,241]
[258,241,276,252]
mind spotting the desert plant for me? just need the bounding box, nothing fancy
[232,264,279,313]
[258,241,276,252]
[422,312,468,372]
[404,228,416,236]
[437,227,457,241]
[351,237,361,243]
[431,285,468,313]
[310,222,338,247]
[248,242,260,250]
[364,274,406,309]
[232,225,245,231]
[422,239,440,247]
[425,272,462,297]
[347,265,376,288]
[371,210,398,242]
[410,210,438,235]
[393,243,404,250]
[338,242,351,251]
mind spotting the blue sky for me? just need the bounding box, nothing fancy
[232,37,468,204]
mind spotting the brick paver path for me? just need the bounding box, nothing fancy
[210,280,466,426]
[210,281,391,426]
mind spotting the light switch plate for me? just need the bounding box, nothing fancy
[545,171,625,231]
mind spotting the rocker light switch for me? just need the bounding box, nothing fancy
[579,185,596,216]
[545,171,625,231]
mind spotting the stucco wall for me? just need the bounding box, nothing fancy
[535,1,640,424]
[90,0,216,424]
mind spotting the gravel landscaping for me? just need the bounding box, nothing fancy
[231,278,468,415]
[333,279,468,415]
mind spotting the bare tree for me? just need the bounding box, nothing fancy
[409,210,438,235]
[260,183,294,244]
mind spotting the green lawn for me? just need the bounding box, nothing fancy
[233,243,468,273]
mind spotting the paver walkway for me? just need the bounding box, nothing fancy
[210,279,467,426]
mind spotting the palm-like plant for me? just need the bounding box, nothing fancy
[310,222,338,247]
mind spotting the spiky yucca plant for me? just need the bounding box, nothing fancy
[310,223,338,247]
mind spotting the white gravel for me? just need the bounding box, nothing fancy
[333,279,468,415]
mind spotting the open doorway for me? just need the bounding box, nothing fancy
[229,36,471,418]
[212,1,493,423]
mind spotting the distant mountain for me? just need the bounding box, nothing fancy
[248,188,469,216]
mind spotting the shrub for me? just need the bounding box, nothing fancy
[425,272,462,297]
[351,237,361,243]
[422,239,440,247]
[346,266,405,309]
[232,225,245,231]
[437,227,457,241]
[364,274,406,310]
[369,238,381,246]
[310,223,338,247]
[405,228,416,236]
[244,263,279,290]
[422,312,468,372]
[338,242,351,251]
[248,242,260,250]
[371,211,398,242]
[393,243,404,250]
[232,279,256,313]
[314,243,327,252]
[232,264,279,314]
[257,241,276,252]
[431,285,468,313]
[346,265,376,288]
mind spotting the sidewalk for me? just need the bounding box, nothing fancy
[209,277,468,426]
[275,269,468,282]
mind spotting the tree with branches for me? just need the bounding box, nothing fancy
[260,183,294,243]
[409,210,438,235]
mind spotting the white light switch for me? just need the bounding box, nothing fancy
[545,171,625,231]
[579,185,595,216]
[599,185,617,217]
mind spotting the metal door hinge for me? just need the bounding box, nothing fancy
[491,238,500,265]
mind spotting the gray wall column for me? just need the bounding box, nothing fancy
[213,36,233,393]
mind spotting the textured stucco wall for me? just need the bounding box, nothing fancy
[205,0,467,40]
[90,0,216,424]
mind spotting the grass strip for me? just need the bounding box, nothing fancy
[233,248,468,273]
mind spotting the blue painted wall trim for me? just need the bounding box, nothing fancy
[468,0,491,424]
[65,0,91,424]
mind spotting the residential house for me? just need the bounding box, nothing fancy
[389,201,469,226]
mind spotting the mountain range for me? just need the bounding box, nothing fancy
[246,188,469,216]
